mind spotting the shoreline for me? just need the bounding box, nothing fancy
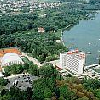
[60,24,73,47]
[60,11,97,49]
[61,12,100,65]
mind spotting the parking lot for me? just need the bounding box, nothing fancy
[5,74,38,90]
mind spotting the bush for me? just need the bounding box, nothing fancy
[0,78,9,86]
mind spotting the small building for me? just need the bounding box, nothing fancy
[39,14,47,18]
[0,48,23,76]
[38,27,45,33]
[56,40,61,43]
[1,53,24,67]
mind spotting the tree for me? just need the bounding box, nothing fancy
[59,85,76,100]
[44,98,51,100]
[58,96,65,100]
[0,78,9,86]
[26,87,33,100]
[44,87,52,98]
[0,86,27,100]
[39,63,55,77]
[59,85,68,98]
[94,89,100,99]
[15,64,23,74]
[0,94,11,100]
[4,64,24,76]
[4,66,11,76]
[28,63,38,76]
[76,96,89,100]
[32,79,46,100]
[82,78,100,90]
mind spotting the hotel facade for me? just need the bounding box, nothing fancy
[60,49,85,75]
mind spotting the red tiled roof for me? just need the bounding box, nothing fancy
[0,48,21,57]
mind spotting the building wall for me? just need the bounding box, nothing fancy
[1,53,24,67]
[60,53,67,69]
[2,60,23,67]
[60,51,85,75]
[38,27,45,33]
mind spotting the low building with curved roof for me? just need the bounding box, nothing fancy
[1,53,24,67]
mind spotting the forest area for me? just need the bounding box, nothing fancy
[0,1,99,100]
[0,4,92,62]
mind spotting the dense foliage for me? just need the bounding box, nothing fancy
[89,0,100,4]
[0,32,67,63]
[0,1,99,100]
[0,86,31,100]
[0,3,92,63]
[4,61,38,76]
[0,4,91,62]
[0,13,37,35]
[1,63,100,100]
[0,78,9,86]
[0,5,90,36]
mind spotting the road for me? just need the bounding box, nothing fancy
[22,52,43,67]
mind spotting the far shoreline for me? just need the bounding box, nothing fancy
[60,10,98,50]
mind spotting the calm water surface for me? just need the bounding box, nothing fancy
[63,13,100,65]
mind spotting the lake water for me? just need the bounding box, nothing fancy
[63,12,100,65]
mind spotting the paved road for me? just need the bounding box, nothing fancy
[22,53,60,68]
[22,52,43,67]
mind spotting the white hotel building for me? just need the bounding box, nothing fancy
[60,49,85,75]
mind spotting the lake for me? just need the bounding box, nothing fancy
[62,12,100,65]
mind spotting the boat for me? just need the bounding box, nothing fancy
[86,52,91,54]
[98,50,100,53]
[96,58,99,60]
[88,42,91,45]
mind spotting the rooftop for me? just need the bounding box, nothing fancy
[1,53,23,67]
[0,47,21,57]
